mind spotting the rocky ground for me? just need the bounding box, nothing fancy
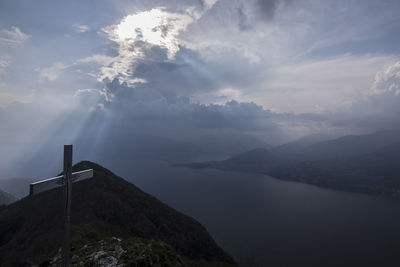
[45,237,186,267]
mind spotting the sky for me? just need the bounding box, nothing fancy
[1,0,400,177]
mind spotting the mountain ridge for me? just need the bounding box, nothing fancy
[0,161,236,266]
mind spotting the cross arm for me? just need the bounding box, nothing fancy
[29,169,94,196]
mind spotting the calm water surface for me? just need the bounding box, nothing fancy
[98,159,400,267]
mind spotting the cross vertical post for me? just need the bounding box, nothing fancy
[29,145,93,266]
[63,145,72,267]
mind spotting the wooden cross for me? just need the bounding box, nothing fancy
[29,145,93,267]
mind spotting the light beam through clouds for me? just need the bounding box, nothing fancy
[1,0,400,177]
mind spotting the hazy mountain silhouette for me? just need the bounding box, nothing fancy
[0,189,17,206]
[178,130,400,198]
[260,130,400,162]
[0,177,34,199]
[270,141,400,196]
[293,130,400,161]
[0,161,236,266]
[193,133,270,157]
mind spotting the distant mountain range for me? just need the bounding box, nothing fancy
[176,130,400,198]
[0,161,236,266]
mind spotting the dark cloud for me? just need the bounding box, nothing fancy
[257,0,293,20]
[257,0,278,20]
[117,46,221,100]
[100,78,277,132]
[237,6,252,31]
[236,0,293,31]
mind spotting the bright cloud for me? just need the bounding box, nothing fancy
[372,61,400,96]
[73,24,90,33]
[95,1,218,86]
[0,26,30,44]
[38,62,68,81]
[242,55,398,113]
[111,8,192,58]
[97,8,195,84]
[0,58,8,69]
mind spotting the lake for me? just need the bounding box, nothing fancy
[95,158,400,267]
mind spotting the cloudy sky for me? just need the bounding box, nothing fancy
[1,0,400,176]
